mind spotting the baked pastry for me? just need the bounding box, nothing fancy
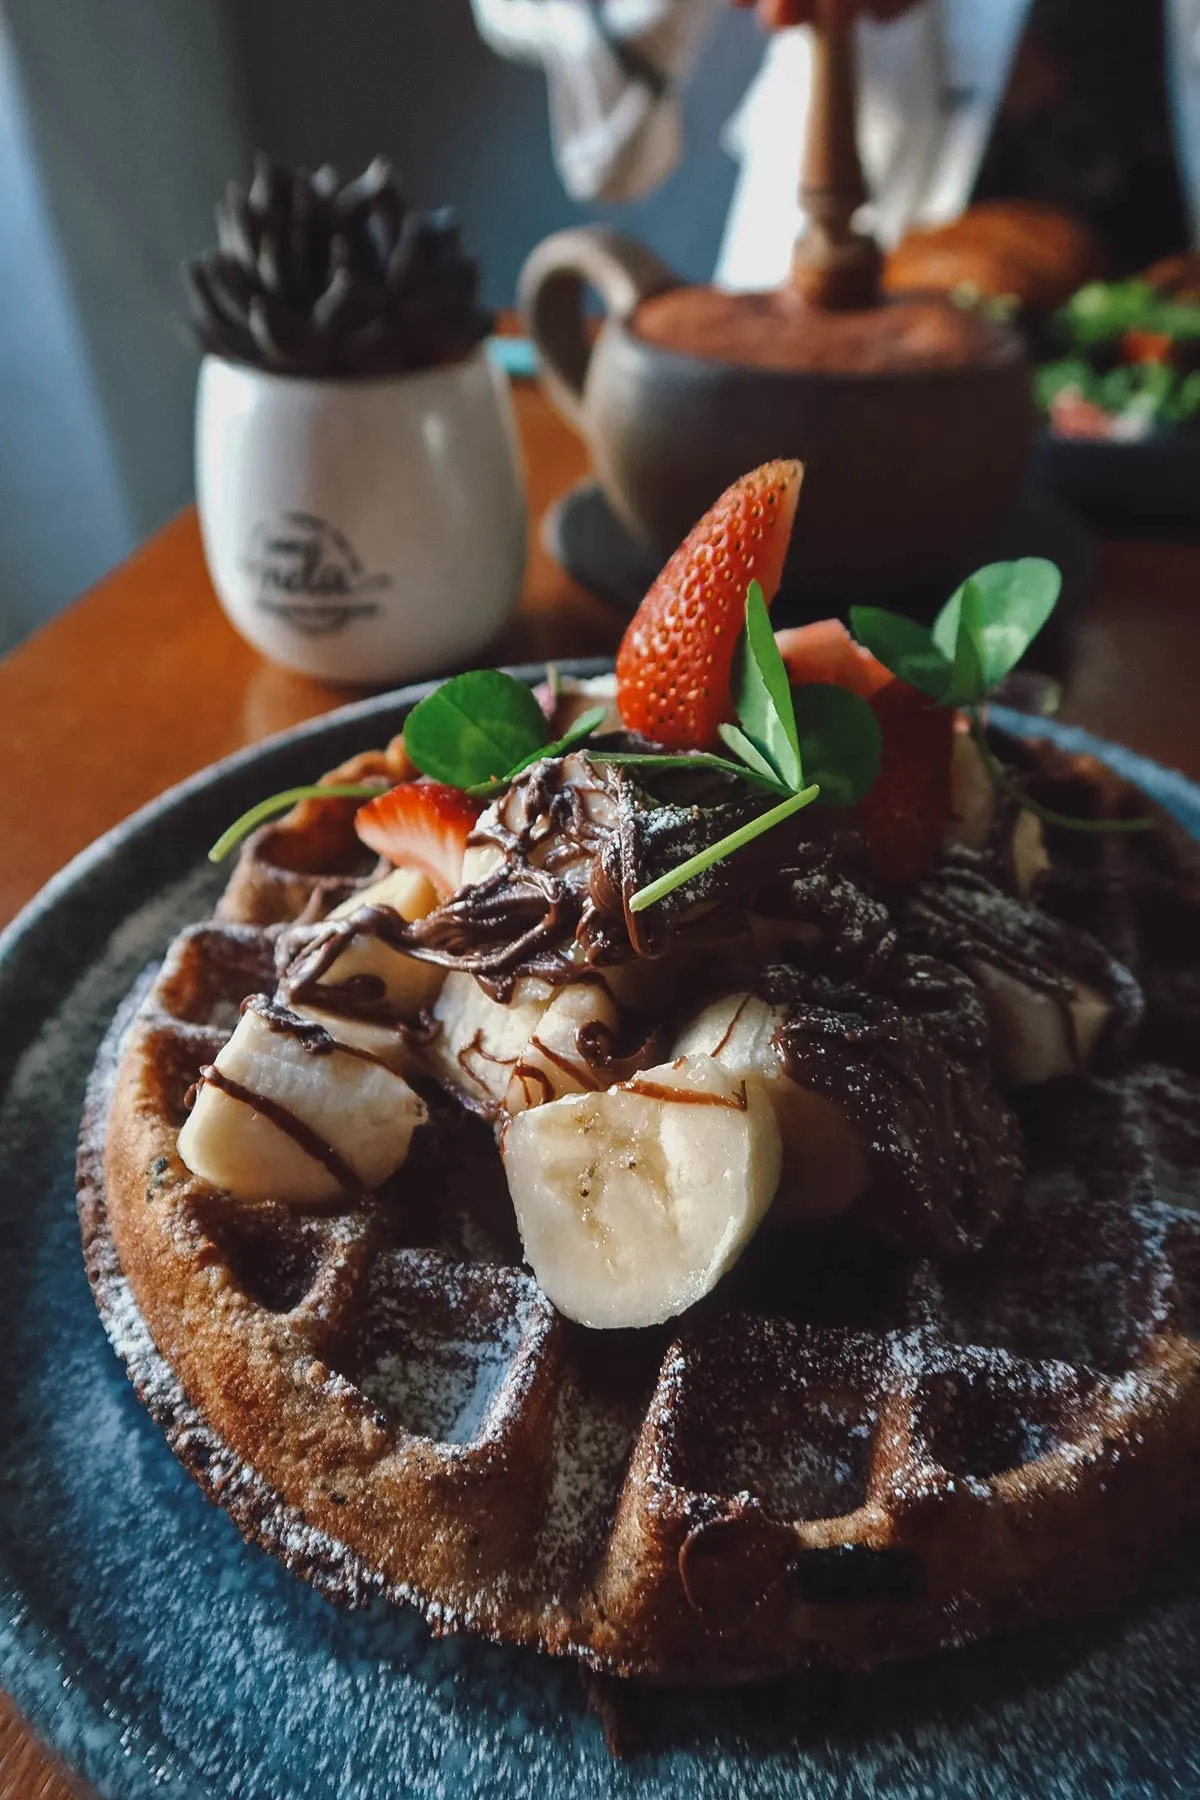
[78,466,1200,1685]
[885,201,1105,317]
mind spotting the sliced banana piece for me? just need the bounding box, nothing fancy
[502,1055,782,1329]
[303,866,444,1019]
[329,866,439,924]
[950,730,996,852]
[505,979,620,1114]
[287,1006,413,1076]
[1011,808,1050,897]
[423,970,622,1116]
[423,973,554,1113]
[178,1002,426,1205]
[673,993,868,1225]
[949,731,1047,897]
[966,960,1111,1086]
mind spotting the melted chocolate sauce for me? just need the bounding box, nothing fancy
[761,954,1023,1257]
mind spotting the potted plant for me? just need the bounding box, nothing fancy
[184,155,526,683]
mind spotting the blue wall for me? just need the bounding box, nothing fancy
[227,0,765,304]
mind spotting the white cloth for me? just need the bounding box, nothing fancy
[1165,0,1200,244]
[469,0,720,202]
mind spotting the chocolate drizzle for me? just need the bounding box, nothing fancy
[762,955,1024,1256]
[196,1067,368,1200]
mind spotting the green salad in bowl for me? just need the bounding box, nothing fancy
[1038,277,1200,441]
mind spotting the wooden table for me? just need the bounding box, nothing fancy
[2,377,1200,1795]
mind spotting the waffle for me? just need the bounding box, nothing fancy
[77,730,1200,1685]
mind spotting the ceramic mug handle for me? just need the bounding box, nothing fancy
[518,227,679,432]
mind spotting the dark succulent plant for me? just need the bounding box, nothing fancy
[183,153,493,377]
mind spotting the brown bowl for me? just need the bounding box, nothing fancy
[520,227,1036,601]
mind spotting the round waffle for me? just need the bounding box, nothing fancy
[77,730,1200,1685]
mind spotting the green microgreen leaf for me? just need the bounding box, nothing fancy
[207,783,388,863]
[469,705,609,796]
[717,722,791,789]
[792,684,883,806]
[588,750,787,796]
[628,785,822,914]
[933,559,1061,690]
[937,580,988,707]
[732,579,803,788]
[403,669,550,789]
[849,607,952,700]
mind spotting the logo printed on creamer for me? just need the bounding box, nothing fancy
[242,512,392,636]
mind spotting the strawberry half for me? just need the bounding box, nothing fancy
[855,680,955,890]
[355,781,482,897]
[616,460,804,749]
[774,619,892,701]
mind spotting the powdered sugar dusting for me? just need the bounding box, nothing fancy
[360,1332,520,1445]
[536,1371,642,1600]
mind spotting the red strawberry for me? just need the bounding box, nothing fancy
[774,619,892,701]
[855,680,955,890]
[355,781,482,897]
[616,460,804,748]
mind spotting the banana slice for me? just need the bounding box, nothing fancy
[966,960,1111,1085]
[329,866,439,924]
[505,979,620,1114]
[287,1006,413,1076]
[294,866,445,1020]
[673,993,869,1224]
[949,731,1047,897]
[1011,808,1050,897]
[424,973,554,1113]
[950,730,996,852]
[502,1055,782,1329]
[423,970,622,1116]
[178,1002,427,1205]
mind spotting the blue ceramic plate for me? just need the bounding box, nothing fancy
[4,675,1200,1800]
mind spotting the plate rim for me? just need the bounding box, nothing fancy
[0,680,1198,1798]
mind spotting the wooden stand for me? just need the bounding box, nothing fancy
[790,0,882,309]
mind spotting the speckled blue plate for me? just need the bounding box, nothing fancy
[4,674,1200,1800]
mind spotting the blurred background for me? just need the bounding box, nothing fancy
[0,0,1190,653]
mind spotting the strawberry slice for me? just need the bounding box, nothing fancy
[855,680,955,890]
[616,460,804,749]
[774,619,892,701]
[355,781,482,897]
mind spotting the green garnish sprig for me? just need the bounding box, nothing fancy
[592,581,882,913]
[207,673,607,862]
[402,669,607,796]
[851,558,1154,835]
[208,782,389,862]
